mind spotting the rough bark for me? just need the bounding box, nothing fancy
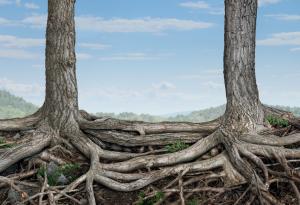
[41,0,79,134]
[223,0,264,132]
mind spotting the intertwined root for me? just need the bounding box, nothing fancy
[0,110,300,204]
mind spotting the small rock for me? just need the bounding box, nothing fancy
[13,133,21,140]
[47,161,58,176]
[79,198,88,205]
[210,148,219,156]
[7,188,21,204]
[57,174,69,185]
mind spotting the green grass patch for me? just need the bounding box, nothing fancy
[137,191,164,205]
[37,163,80,186]
[266,115,289,128]
[187,198,198,205]
[0,137,15,148]
[165,140,189,153]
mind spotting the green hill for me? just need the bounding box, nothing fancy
[0,90,38,119]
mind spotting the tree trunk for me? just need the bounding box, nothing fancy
[223,0,264,132]
[41,0,79,134]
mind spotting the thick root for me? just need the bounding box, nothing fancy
[1,117,300,204]
[86,130,207,147]
[0,112,41,132]
[0,131,51,172]
[79,117,219,135]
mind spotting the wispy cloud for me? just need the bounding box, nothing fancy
[0,49,39,59]
[266,14,300,21]
[152,82,176,90]
[76,16,213,33]
[77,53,93,60]
[202,81,223,89]
[0,0,13,5]
[179,1,210,9]
[290,47,300,52]
[0,15,214,33]
[0,17,14,25]
[79,43,111,50]
[0,78,43,97]
[257,32,300,46]
[179,1,224,15]
[0,35,44,48]
[98,52,172,61]
[21,14,46,28]
[258,0,281,6]
[24,2,39,9]
[178,69,223,80]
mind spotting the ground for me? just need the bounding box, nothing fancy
[0,109,300,205]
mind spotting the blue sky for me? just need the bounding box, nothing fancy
[0,0,299,115]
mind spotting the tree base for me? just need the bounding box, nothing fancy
[0,107,300,205]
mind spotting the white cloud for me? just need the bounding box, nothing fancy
[208,8,224,16]
[98,52,174,61]
[0,78,43,97]
[290,47,300,52]
[77,53,92,60]
[0,17,12,25]
[0,0,12,5]
[179,1,223,15]
[99,53,157,61]
[79,43,111,50]
[0,35,44,48]
[24,2,39,9]
[257,32,300,46]
[15,0,21,6]
[266,14,300,21]
[202,81,223,89]
[76,16,213,33]
[152,82,176,90]
[1,15,213,33]
[258,0,281,6]
[179,1,210,9]
[178,69,223,80]
[21,14,46,28]
[0,49,38,59]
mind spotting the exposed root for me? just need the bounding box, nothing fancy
[0,111,41,132]
[241,133,300,146]
[0,131,51,172]
[1,114,300,204]
[79,117,219,135]
[86,130,207,147]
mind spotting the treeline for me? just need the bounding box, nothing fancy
[95,105,225,122]
[0,90,37,119]
[0,90,299,122]
[96,105,300,122]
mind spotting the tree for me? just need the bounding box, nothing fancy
[0,0,300,204]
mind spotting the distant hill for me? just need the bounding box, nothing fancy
[96,104,300,123]
[0,90,299,122]
[0,90,38,119]
[96,105,226,122]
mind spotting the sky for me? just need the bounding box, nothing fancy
[0,0,299,115]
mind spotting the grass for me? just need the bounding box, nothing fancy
[165,140,189,153]
[187,198,198,205]
[137,191,164,205]
[266,115,289,128]
[37,163,80,186]
[0,137,15,148]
